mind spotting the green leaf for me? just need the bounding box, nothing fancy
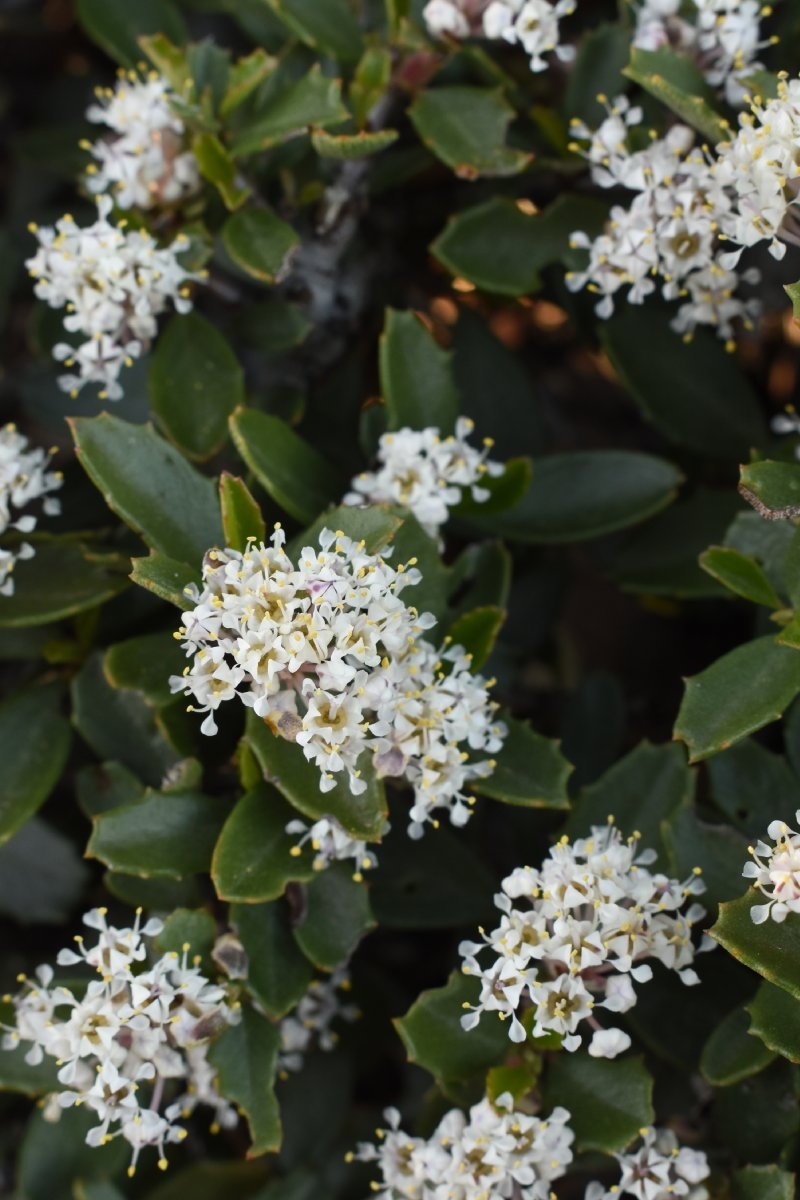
[222,209,300,285]
[700,1003,776,1086]
[739,460,800,520]
[142,1163,271,1200]
[565,741,693,868]
[104,632,186,707]
[0,538,128,628]
[291,502,404,559]
[785,280,800,323]
[221,49,278,118]
[193,132,251,209]
[230,68,349,157]
[445,606,504,671]
[711,891,800,999]
[708,739,800,834]
[87,789,227,878]
[232,901,313,1018]
[395,971,508,1086]
[542,1054,655,1154]
[292,864,375,970]
[0,685,71,843]
[138,32,191,92]
[748,980,800,1064]
[150,313,244,461]
[18,1106,128,1200]
[409,87,530,179]
[264,0,363,61]
[732,1165,797,1200]
[452,458,533,517]
[700,546,783,608]
[229,408,344,524]
[155,907,216,965]
[76,0,186,67]
[70,414,224,565]
[711,1059,799,1164]
[471,715,571,809]
[0,818,88,925]
[245,711,387,840]
[220,473,267,551]
[564,23,631,125]
[379,308,459,434]
[76,762,144,818]
[624,46,729,144]
[370,824,495,929]
[0,1000,59,1094]
[212,784,315,902]
[675,636,800,762]
[432,195,607,296]
[207,1007,281,1156]
[130,552,199,608]
[311,128,399,158]
[476,451,683,543]
[602,310,766,459]
[662,807,749,910]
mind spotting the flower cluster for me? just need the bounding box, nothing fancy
[26,196,199,400]
[743,810,800,923]
[344,419,504,544]
[459,820,709,1056]
[351,1092,574,1200]
[84,70,200,210]
[287,815,379,880]
[634,0,776,104]
[170,525,505,837]
[423,0,489,37]
[586,1127,710,1200]
[278,967,358,1074]
[423,0,575,72]
[1,908,239,1174]
[0,424,62,596]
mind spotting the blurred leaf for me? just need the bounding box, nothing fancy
[311,128,399,158]
[240,298,312,354]
[708,739,800,833]
[603,311,766,459]
[208,1007,281,1156]
[222,209,300,284]
[725,512,795,598]
[151,313,244,461]
[351,45,392,127]
[143,1162,270,1200]
[292,864,375,970]
[409,87,530,179]
[732,1165,797,1200]
[212,784,315,902]
[565,23,631,124]
[232,901,313,1018]
[453,459,533,519]
[395,971,507,1086]
[245,712,387,840]
[188,39,231,113]
[472,715,572,809]
[193,133,251,209]
[264,0,363,61]
[543,1054,654,1153]
[370,824,494,928]
[138,32,191,91]
[700,1004,776,1086]
[712,891,800,999]
[711,1059,799,1164]
[88,789,227,878]
[104,871,201,911]
[0,538,128,628]
[663,807,749,910]
[675,637,800,762]
[624,46,729,143]
[739,460,800,520]
[0,684,71,844]
[220,473,267,551]
[104,632,186,707]
[230,409,344,524]
[380,309,459,434]
[130,552,199,608]
[76,0,186,66]
[449,541,512,616]
[76,762,145,818]
[446,606,504,671]
[70,415,224,565]
[433,195,606,295]
[0,818,88,925]
[231,68,349,157]
[748,981,800,1063]
[221,50,278,117]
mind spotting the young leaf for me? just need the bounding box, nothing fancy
[542,1054,655,1153]
[470,715,571,809]
[699,546,784,608]
[138,32,191,92]
[212,784,315,903]
[674,636,800,762]
[379,308,459,434]
[739,460,800,520]
[409,87,531,179]
[230,68,349,157]
[395,971,508,1086]
[292,864,375,970]
[207,1007,281,1156]
[232,901,313,1018]
[150,313,244,461]
[87,789,227,878]
[0,685,70,844]
[130,552,199,608]
[220,473,267,551]
[222,209,300,285]
[700,1004,775,1086]
[0,538,128,628]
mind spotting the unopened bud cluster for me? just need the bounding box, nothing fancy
[0,424,62,596]
[1,908,239,1175]
[459,820,709,1055]
[170,525,506,838]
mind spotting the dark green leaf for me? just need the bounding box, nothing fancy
[542,1054,655,1153]
[0,818,88,925]
[700,546,783,607]
[155,907,216,966]
[0,1004,59,1094]
[104,632,186,707]
[232,901,313,1018]
[230,68,349,157]
[0,684,71,843]
[379,309,459,434]
[624,46,729,143]
[370,824,495,929]
[700,1004,776,1086]
[143,1162,271,1200]
[130,552,199,608]
[409,87,530,178]
[0,538,128,628]
[76,761,145,818]
[732,1165,797,1200]
[564,23,631,125]
[471,715,571,809]
[212,784,315,903]
[208,1007,281,1155]
[708,739,800,834]
[70,414,224,565]
[291,502,404,559]
[230,408,344,524]
[663,807,749,910]
[445,606,504,671]
[76,0,186,66]
[292,864,375,970]
[712,891,800,999]
[264,0,363,61]
[739,460,800,520]
[88,789,227,878]
[18,1106,128,1200]
[452,458,533,518]
[748,980,800,1064]
[150,313,244,461]
[221,50,277,118]
[222,209,300,284]
[395,971,507,1085]
[711,1059,799,1164]
[675,636,800,762]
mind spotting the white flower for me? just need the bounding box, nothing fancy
[344,419,504,544]
[743,810,800,922]
[26,196,201,400]
[482,0,576,72]
[424,0,472,37]
[0,424,62,596]
[460,821,709,1052]
[277,968,358,1074]
[586,1127,710,1200]
[286,815,379,879]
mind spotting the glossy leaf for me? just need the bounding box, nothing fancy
[212,783,315,902]
[292,502,404,559]
[130,552,199,608]
[155,907,216,965]
[624,46,729,143]
[229,408,344,524]
[445,606,505,671]
[292,863,375,970]
[542,1054,655,1153]
[150,313,244,460]
[208,1007,281,1156]
[232,901,313,1018]
[230,68,349,157]
[104,632,186,707]
[76,0,186,66]
[0,684,71,844]
[471,715,571,809]
[395,971,507,1085]
[379,308,459,434]
[675,636,800,762]
[739,460,800,520]
[220,472,266,551]
[748,980,800,1063]
[222,209,300,284]
[88,789,227,878]
[409,87,531,179]
[0,538,128,628]
[70,414,224,565]
[711,891,800,999]
[700,1004,776,1086]
[700,546,783,608]
[0,818,89,925]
